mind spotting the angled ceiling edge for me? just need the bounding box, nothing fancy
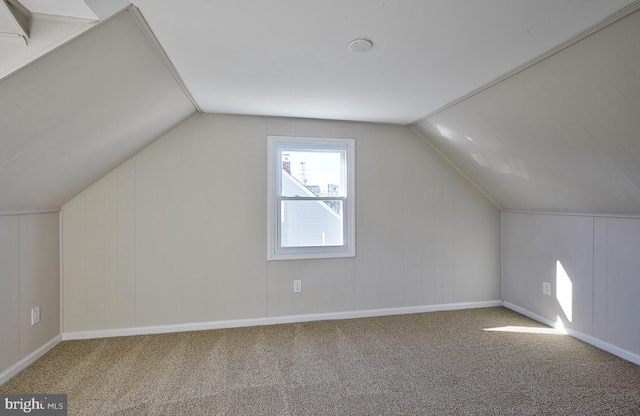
[0,7,198,213]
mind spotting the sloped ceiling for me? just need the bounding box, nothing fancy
[412,9,640,215]
[131,0,634,124]
[18,0,98,19]
[0,8,196,212]
[2,2,639,216]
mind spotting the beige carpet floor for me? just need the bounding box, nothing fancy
[2,307,640,415]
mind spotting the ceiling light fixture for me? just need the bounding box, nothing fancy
[348,39,372,53]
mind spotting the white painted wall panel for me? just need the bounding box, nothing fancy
[115,165,136,328]
[135,129,184,326]
[503,213,594,333]
[197,115,267,320]
[61,114,501,333]
[102,175,119,329]
[267,259,354,316]
[175,128,210,324]
[62,200,86,332]
[0,216,20,374]
[353,123,406,310]
[19,213,59,357]
[503,212,640,358]
[453,172,502,302]
[1,213,59,375]
[604,218,640,354]
[85,181,107,329]
[592,217,608,340]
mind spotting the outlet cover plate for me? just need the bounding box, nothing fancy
[31,306,40,325]
[542,282,551,296]
[293,280,302,293]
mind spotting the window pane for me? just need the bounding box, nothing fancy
[280,200,344,247]
[280,150,344,197]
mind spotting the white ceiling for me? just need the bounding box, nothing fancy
[132,0,634,124]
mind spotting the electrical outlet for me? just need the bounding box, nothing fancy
[293,280,302,293]
[31,306,40,325]
[542,282,551,296]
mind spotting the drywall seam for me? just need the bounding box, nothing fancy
[0,335,61,386]
[409,1,640,126]
[504,301,640,367]
[62,300,503,340]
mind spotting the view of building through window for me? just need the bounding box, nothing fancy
[279,149,345,248]
[281,150,343,214]
[268,135,355,260]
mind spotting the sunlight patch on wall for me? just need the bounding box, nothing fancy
[556,260,573,322]
[554,316,568,334]
[436,123,454,139]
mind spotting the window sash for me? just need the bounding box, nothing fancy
[276,196,348,251]
[267,136,355,260]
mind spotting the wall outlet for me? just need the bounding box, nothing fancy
[31,306,40,325]
[542,282,551,296]
[293,280,302,293]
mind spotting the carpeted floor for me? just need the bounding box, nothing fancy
[2,307,640,415]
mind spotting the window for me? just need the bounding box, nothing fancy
[267,136,355,260]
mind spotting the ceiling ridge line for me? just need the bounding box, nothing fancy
[128,6,202,113]
[408,0,640,127]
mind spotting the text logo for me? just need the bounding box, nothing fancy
[0,395,67,415]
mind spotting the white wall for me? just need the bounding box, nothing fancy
[61,114,501,334]
[503,212,640,358]
[0,213,60,375]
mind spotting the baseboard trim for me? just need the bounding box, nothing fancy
[62,300,503,340]
[503,301,640,366]
[0,335,62,385]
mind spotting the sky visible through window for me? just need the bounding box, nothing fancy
[284,150,342,196]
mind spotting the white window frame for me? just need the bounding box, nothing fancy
[267,136,356,260]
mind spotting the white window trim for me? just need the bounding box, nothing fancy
[267,136,356,261]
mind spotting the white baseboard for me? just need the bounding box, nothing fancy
[62,300,503,340]
[503,301,640,366]
[0,335,62,385]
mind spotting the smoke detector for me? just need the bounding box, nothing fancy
[348,39,372,53]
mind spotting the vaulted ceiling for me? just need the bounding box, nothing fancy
[0,8,195,212]
[0,1,639,215]
[132,0,635,124]
[412,8,640,214]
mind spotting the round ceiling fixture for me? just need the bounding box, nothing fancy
[348,39,373,53]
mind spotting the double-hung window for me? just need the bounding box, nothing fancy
[267,136,355,260]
